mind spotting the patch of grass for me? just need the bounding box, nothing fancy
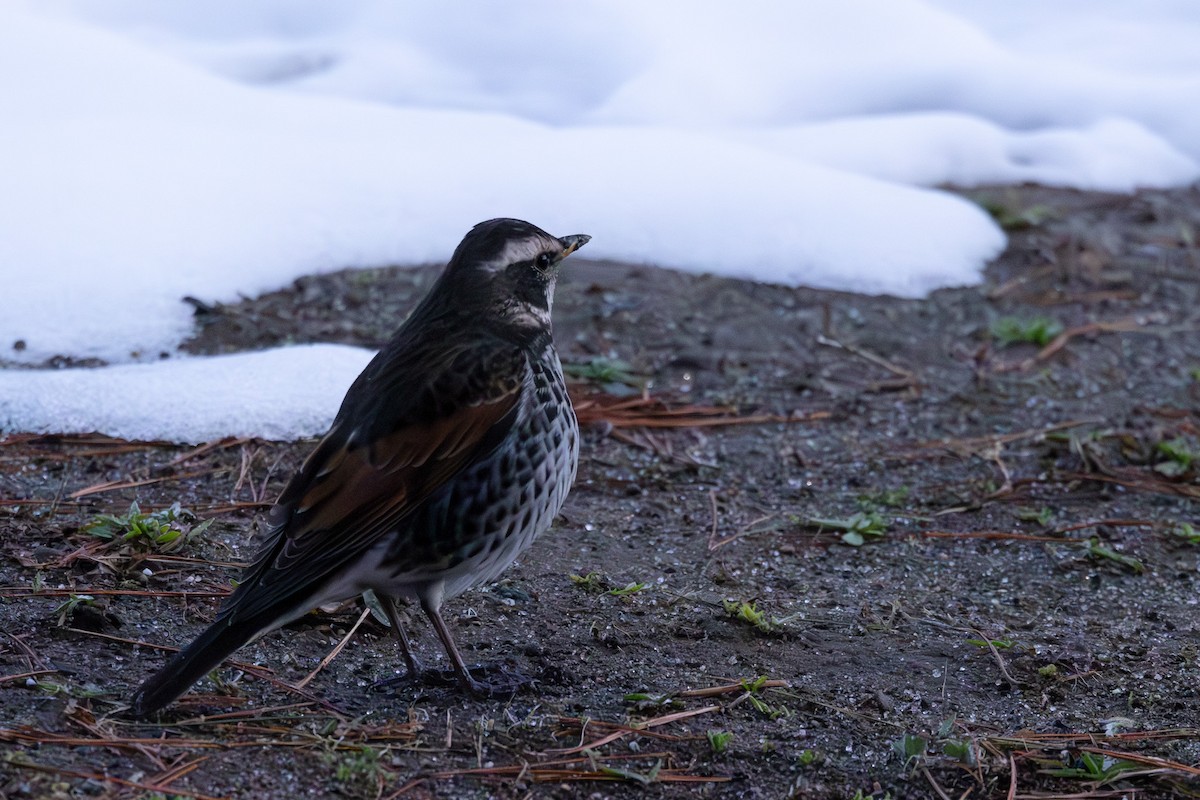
[85,501,212,552]
[990,315,1064,347]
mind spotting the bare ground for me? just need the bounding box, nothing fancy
[2,184,1200,799]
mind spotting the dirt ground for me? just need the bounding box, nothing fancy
[2,184,1199,799]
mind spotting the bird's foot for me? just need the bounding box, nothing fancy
[457,662,532,699]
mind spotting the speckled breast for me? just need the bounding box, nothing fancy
[384,343,579,597]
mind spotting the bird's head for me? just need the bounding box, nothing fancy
[438,218,590,334]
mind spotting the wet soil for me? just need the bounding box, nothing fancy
[2,185,1200,799]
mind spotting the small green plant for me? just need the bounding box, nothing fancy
[849,791,894,800]
[856,487,909,511]
[1168,522,1200,545]
[564,357,645,389]
[739,676,789,719]
[978,197,1055,230]
[85,501,212,551]
[707,730,733,754]
[990,316,1064,347]
[598,760,662,785]
[608,581,648,597]
[1155,437,1198,477]
[569,571,605,592]
[935,717,976,766]
[798,748,818,766]
[570,571,649,598]
[892,733,928,767]
[1015,506,1054,526]
[940,737,974,765]
[722,599,771,633]
[1046,751,1141,784]
[806,511,888,546]
[53,594,95,627]
[1084,538,1144,574]
[327,746,383,790]
[893,720,976,769]
[624,692,680,712]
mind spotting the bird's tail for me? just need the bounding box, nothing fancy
[130,616,265,718]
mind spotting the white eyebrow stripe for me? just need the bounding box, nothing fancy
[481,236,557,272]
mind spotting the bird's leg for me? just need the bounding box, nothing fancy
[420,597,528,698]
[380,594,423,678]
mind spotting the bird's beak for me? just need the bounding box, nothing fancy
[558,234,591,259]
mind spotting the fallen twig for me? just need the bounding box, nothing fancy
[297,607,371,688]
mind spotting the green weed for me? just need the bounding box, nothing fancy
[1155,437,1198,477]
[722,599,771,633]
[739,676,789,720]
[1046,751,1141,784]
[85,501,212,552]
[569,571,605,591]
[608,581,648,597]
[706,730,733,754]
[990,316,1063,347]
[978,197,1055,230]
[52,594,95,627]
[564,357,645,389]
[1168,522,1200,545]
[1015,506,1054,526]
[1084,538,1144,574]
[856,487,909,511]
[806,511,888,546]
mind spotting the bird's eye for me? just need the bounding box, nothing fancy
[535,253,552,271]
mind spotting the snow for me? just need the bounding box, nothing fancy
[1,0,1198,442]
[0,346,375,443]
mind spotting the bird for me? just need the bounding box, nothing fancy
[131,218,589,716]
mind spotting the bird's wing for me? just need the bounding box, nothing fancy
[218,338,527,624]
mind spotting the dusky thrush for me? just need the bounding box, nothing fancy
[131,218,588,716]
